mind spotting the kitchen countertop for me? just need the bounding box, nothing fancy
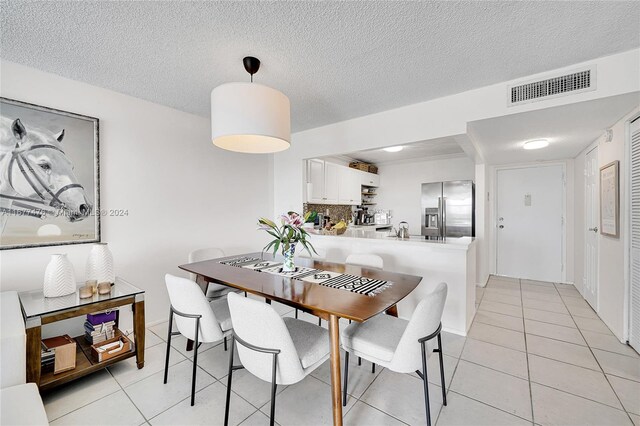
[308,227,475,249]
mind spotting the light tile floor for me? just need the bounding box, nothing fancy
[44,276,640,425]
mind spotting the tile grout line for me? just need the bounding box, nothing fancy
[519,277,536,425]
[554,284,636,423]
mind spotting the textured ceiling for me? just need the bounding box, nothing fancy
[1,1,639,132]
[346,137,465,164]
[468,93,639,165]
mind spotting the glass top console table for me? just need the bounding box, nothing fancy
[18,277,145,391]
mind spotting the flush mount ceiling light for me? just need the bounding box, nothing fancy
[383,146,403,152]
[523,139,549,150]
[211,56,291,153]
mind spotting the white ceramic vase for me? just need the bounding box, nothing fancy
[86,243,115,283]
[43,254,76,298]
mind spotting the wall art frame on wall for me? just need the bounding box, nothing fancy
[0,97,100,249]
[599,160,619,237]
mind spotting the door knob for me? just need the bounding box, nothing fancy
[588,227,598,232]
[499,225,504,229]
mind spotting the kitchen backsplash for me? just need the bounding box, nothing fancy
[303,203,354,223]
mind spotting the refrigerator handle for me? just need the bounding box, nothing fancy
[442,197,447,238]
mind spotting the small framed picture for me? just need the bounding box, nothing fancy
[1,97,100,249]
[599,160,619,237]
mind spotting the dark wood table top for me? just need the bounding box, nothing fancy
[179,252,422,322]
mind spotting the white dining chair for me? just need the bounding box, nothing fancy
[224,292,330,426]
[341,282,448,426]
[189,248,237,299]
[345,253,384,270]
[163,274,233,406]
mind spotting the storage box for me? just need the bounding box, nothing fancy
[90,332,131,363]
[42,335,76,374]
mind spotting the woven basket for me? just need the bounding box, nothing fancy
[368,165,378,174]
[349,161,370,172]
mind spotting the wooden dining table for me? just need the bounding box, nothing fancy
[179,252,423,426]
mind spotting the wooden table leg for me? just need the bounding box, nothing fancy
[132,299,145,369]
[328,314,343,426]
[25,323,42,385]
[195,274,209,294]
[385,305,398,317]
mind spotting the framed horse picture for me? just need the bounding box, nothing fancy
[0,98,100,249]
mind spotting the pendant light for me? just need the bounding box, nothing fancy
[211,56,291,153]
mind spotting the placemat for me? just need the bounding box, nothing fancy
[219,256,393,296]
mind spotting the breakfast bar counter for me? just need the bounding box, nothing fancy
[305,229,476,335]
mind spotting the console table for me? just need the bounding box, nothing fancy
[18,277,145,391]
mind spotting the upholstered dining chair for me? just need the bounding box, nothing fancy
[345,253,384,270]
[163,274,233,406]
[341,282,448,426]
[189,247,237,300]
[224,292,330,426]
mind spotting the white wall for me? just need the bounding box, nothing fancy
[274,50,640,285]
[374,156,475,233]
[574,106,639,341]
[0,61,273,326]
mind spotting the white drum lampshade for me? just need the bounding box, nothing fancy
[211,82,290,153]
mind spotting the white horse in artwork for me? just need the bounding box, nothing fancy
[0,116,92,233]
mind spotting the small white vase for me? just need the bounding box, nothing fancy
[43,254,76,298]
[86,243,115,283]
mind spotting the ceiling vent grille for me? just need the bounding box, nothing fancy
[508,66,596,106]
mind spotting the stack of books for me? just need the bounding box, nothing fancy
[41,342,55,370]
[85,311,117,345]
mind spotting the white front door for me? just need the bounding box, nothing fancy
[496,165,565,282]
[584,147,599,309]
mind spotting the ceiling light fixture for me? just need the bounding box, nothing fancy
[211,56,291,153]
[383,146,403,153]
[523,139,549,150]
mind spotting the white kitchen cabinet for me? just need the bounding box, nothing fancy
[360,170,380,187]
[324,162,340,203]
[307,159,326,203]
[338,167,362,205]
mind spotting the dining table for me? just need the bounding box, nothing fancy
[179,252,423,426]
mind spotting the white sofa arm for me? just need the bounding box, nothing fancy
[0,383,48,425]
[0,291,26,388]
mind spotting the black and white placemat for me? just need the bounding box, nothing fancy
[219,256,393,296]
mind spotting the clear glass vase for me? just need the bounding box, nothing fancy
[282,242,296,272]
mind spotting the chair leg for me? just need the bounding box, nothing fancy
[224,337,236,426]
[163,308,173,384]
[318,317,322,326]
[270,352,278,426]
[224,336,227,351]
[343,351,349,406]
[421,341,432,426]
[372,362,375,374]
[437,332,447,406]
[358,356,361,366]
[190,318,200,406]
[295,309,298,319]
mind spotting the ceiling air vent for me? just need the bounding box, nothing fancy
[508,65,596,106]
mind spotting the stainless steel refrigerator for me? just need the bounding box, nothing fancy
[421,180,475,239]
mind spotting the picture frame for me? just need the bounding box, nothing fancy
[599,160,619,237]
[0,97,100,249]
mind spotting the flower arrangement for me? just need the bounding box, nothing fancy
[258,211,317,271]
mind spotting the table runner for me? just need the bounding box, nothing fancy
[220,256,393,296]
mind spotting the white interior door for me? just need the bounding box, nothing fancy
[584,147,599,309]
[496,165,564,282]
[629,116,640,353]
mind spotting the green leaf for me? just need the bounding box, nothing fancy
[259,218,278,229]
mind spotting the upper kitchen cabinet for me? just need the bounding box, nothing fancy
[306,159,366,205]
[324,162,340,203]
[307,158,326,203]
[360,170,380,187]
[306,159,340,204]
[338,166,362,205]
